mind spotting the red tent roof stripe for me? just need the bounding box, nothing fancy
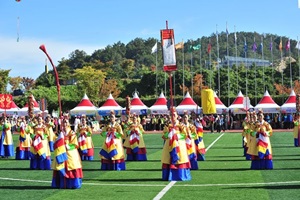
[178,92,197,106]
[230,91,244,105]
[152,92,167,106]
[257,91,277,104]
[284,90,296,104]
[102,99,120,107]
[131,92,146,106]
[76,94,95,107]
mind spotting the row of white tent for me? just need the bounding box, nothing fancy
[69,89,297,116]
[0,90,296,117]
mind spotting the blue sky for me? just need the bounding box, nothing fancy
[0,0,299,80]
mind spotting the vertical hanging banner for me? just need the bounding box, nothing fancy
[160,28,177,71]
[0,94,13,109]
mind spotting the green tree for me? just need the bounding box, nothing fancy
[0,69,10,93]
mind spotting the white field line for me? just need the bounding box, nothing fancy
[1,176,300,188]
[153,132,225,200]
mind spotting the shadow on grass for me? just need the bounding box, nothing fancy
[205,159,246,162]
[208,155,244,158]
[198,168,250,171]
[0,168,35,171]
[226,184,300,190]
[84,178,162,182]
[83,168,161,172]
[0,185,51,190]
[209,146,241,150]
[272,145,294,148]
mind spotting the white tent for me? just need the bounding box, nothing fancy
[125,91,148,115]
[98,93,123,116]
[281,90,296,113]
[149,92,169,115]
[255,90,280,113]
[228,91,253,114]
[176,92,201,115]
[214,91,228,114]
[0,101,20,116]
[18,95,43,116]
[70,94,98,116]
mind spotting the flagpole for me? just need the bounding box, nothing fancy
[209,38,212,88]
[280,37,283,88]
[216,24,220,96]
[261,36,265,91]
[244,37,248,100]
[226,22,230,107]
[270,36,274,83]
[155,40,158,97]
[253,37,257,105]
[191,45,194,98]
[298,36,300,80]
[234,26,238,93]
[182,39,185,98]
[288,38,292,88]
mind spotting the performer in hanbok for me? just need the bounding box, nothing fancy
[30,116,51,170]
[0,116,14,158]
[191,111,206,161]
[293,114,300,147]
[181,114,198,170]
[123,114,147,161]
[99,112,126,170]
[77,115,94,161]
[161,107,191,181]
[248,110,273,170]
[242,111,251,160]
[51,118,83,189]
[15,116,31,160]
[45,115,56,152]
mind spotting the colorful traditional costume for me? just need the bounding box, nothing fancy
[52,120,83,189]
[193,118,206,161]
[161,109,191,181]
[15,118,31,160]
[0,119,14,158]
[77,116,94,161]
[181,116,198,170]
[293,117,300,147]
[99,114,126,170]
[30,117,51,170]
[45,116,56,152]
[123,115,147,161]
[248,112,273,170]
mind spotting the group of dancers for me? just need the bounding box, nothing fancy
[242,109,273,170]
[1,107,282,189]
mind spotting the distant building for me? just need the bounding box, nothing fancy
[222,56,270,68]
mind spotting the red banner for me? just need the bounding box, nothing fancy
[160,29,177,72]
[0,94,13,109]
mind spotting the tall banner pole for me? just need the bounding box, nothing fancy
[161,21,177,125]
[39,44,62,118]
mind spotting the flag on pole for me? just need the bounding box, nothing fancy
[234,32,237,42]
[252,42,257,52]
[207,42,212,54]
[151,42,157,54]
[259,41,263,52]
[226,25,229,37]
[244,38,248,52]
[269,40,273,51]
[279,38,282,51]
[295,40,300,50]
[175,42,184,50]
[192,44,201,50]
[285,39,290,51]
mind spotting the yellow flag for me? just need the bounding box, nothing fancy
[201,89,216,114]
[279,38,282,52]
[175,42,184,50]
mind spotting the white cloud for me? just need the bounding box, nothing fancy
[0,36,102,79]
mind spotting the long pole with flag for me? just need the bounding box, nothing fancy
[39,44,62,118]
[279,37,283,87]
[286,38,292,88]
[216,25,220,96]
[253,37,257,104]
[208,38,212,88]
[297,36,300,80]
[182,40,185,98]
[270,36,274,82]
[234,26,238,93]
[226,22,230,106]
[244,37,248,99]
[151,41,158,97]
[261,35,265,91]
